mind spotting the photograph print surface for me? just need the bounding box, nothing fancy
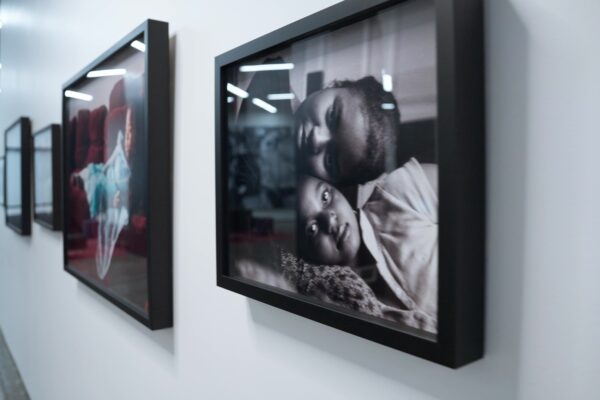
[33,125,61,229]
[224,0,439,338]
[4,118,31,235]
[64,35,150,316]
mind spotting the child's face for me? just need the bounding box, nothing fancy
[297,175,361,266]
[294,88,369,184]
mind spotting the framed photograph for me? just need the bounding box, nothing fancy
[4,117,32,235]
[33,124,62,230]
[215,0,484,367]
[62,20,172,329]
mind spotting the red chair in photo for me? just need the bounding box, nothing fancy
[85,105,107,165]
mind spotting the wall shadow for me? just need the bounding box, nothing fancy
[247,1,531,398]
[75,282,175,357]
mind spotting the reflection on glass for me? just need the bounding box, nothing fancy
[130,40,146,52]
[227,83,249,99]
[239,63,295,72]
[34,128,54,220]
[225,0,439,339]
[86,68,127,78]
[65,33,149,316]
[65,90,93,102]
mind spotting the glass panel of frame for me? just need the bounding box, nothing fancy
[5,120,30,234]
[224,0,438,339]
[33,127,55,227]
[6,124,23,222]
[64,33,150,318]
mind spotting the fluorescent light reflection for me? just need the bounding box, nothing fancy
[65,90,93,102]
[131,40,146,52]
[267,93,295,101]
[382,72,393,92]
[381,103,395,110]
[252,98,277,114]
[87,68,127,78]
[227,83,249,98]
[240,63,294,72]
[227,96,234,103]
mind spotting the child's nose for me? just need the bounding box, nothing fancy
[321,210,338,234]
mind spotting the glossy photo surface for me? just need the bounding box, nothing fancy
[33,127,56,228]
[224,0,439,339]
[64,34,149,317]
[5,123,23,228]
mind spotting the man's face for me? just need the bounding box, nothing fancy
[297,175,361,266]
[295,88,370,184]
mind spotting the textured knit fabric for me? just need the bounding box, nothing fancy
[280,249,436,332]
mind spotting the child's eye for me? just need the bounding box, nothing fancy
[307,222,319,237]
[326,98,340,131]
[321,189,331,204]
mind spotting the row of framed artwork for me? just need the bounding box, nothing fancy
[2,20,172,330]
[2,0,484,368]
[2,119,60,234]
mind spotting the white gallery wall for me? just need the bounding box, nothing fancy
[0,0,599,399]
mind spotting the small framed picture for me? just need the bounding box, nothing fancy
[33,124,62,230]
[4,117,32,235]
[215,0,484,367]
[62,20,172,329]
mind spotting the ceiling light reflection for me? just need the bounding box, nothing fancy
[267,93,295,101]
[381,103,395,110]
[65,90,93,102]
[227,83,248,98]
[382,72,393,92]
[131,40,146,52]
[252,98,277,114]
[87,68,127,78]
[240,63,294,72]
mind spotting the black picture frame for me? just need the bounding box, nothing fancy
[4,117,32,236]
[62,20,172,330]
[33,124,62,231]
[215,0,484,367]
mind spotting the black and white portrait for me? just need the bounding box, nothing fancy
[224,0,439,337]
